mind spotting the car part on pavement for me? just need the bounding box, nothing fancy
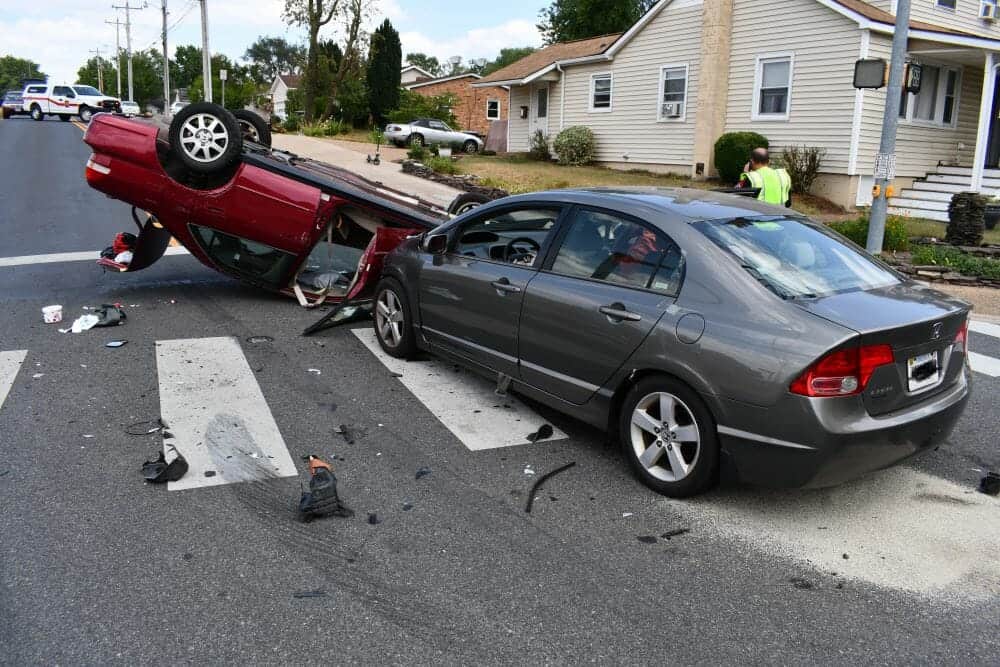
[298,455,353,522]
[168,102,243,174]
[526,424,554,443]
[126,417,167,436]
[415,466,432,480]
[232,109,272,148]
[374,278,416,359]
[105,340,127,348]
[142,448,189,483]
[524,462,576,513]
[301,300,374,336]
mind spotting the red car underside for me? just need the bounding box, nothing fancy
[82,113,444,304]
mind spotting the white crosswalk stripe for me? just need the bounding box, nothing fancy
[969,318,1000,377]
[155,337,298,491]
[0,350,27,412]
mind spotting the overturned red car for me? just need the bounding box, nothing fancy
[83,102,485,309]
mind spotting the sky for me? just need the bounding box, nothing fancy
[1,0,545,85]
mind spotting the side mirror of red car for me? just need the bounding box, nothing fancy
[424,233,448,255]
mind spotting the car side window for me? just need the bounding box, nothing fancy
[550,208,685,295]
[54,86,74,97]
[27,86,45,94]
[429,120,447,130]
[412,120,428,128]
[189,224,298,287]
[452,207,561,267]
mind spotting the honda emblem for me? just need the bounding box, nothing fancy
[931,322,943,340]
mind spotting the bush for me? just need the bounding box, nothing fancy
[828,214,909,252]
[714,132,769,184]
[911,244,1000,279]
[388,89,458,127]
[426,156,458,175]
[552,126,596,166]
[283,116,300,132]
[407,144,428,161]
[324,119,348,136]
[779,145,825,194]
[303,123,326,137]
[528,130,551,162]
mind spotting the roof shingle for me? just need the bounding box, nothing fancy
[476,33,621,85]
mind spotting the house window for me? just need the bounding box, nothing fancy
[486,99,500,120]
[753,54,793,120]
[536,87,548,118]
[936,0,956,8]
[658,64,688,121]
[899,63,961,127]
[590,73,612,111]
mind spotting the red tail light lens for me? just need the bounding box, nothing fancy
[954,319,969,355]
[790,344,895,397]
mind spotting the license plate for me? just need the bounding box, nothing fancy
[907,351,940,392]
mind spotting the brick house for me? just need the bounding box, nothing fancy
[405,73,510,138]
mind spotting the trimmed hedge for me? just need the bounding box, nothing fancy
[553,126,596,166]
[714,132,769,184]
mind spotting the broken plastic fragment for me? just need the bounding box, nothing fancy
[402,501,414,511]
[141,450,188,483]
[523,461,576,513]
[105,340,127,348]
[523,467,535,475]
[367,512,381,525]
[292,590,327,598]
[415,467,432,480]
[526,424,554,443]
[298,455,353,522]
[32,373,44,379]
[661,528,689,540]
[334,424,355,445]
[246,335,274,344]
[307,368,322,375]
[979,471,1000,496]
[204,470,217,478]
[637,536,657,544]
[622,512,634,518]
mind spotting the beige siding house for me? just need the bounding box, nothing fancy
[476,0,1000,217]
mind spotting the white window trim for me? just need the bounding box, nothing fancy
[751,52,794,121]
[486,98,500,120]
[933,0,957,11]
[656,63,690,122]
[899,61,962,129]
[589,72,613,113]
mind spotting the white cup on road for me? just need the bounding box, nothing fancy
[42,305,63,324]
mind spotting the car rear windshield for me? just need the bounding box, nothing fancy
[73,86,102,96]
[693,216,900,299]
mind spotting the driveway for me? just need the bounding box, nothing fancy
[272,133,459,208]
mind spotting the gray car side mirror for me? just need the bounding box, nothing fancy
[424,233,448,254]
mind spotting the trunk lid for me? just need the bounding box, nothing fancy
[795,283,970,415]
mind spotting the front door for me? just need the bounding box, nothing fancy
[417,205,563,377]
[528,85,549,141]
[518,207,687,405]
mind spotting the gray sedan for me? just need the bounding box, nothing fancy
[373,188,971,496]
[385,118,483,153]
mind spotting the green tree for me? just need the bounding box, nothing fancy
[0,56,45,92]
[243,36,305,84]
[388,89,458,127]
[483,47,537,76]
[404,53,441,77]
[537,0,656,44]
[76,57,117,96]
[76,49,164,107]
[189,55,258,109]
[366,18,401,124]
[283,0,342,122]
[172,44,204,90]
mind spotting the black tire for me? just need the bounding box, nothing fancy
[30,105,43,121]
[59,114,71,122]
[168,102,243,174]
[618,375,719,497]
[233,109,272,148]
[78,106,93,123]
[447,192,493,216]
[408,133,424,147]
[463,139,479,154]
[373,278,416,359]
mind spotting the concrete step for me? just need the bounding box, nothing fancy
[887,197,950,211]
[897,189,954,202]
[925,172,1000,188]
[933,165,1000,178]
[887,206,949,222]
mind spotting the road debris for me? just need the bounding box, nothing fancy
[368,512,381,525]
[307,368,322,375]
[42,305,63,323]
[32,373,43,379]
[789,577,815,590]
[246,335,274,344]
[292,590,327,599]
[298,455,353,522]
[126,417,167,436]
[415,466,432,480]
[526,424,554,443]
[335,424,355,445]
[524,461,576,513]
[60,304,127,334]
[979,471,1000,496]
[636,535,657,544]
[402,501,414,511]
[105,340,127,348]
[204,470,217,478]
[661,528,690,540]
[622,512,634,518]
[523,466,535,475]
[142,447,189,483]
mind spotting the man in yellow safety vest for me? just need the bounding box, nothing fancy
[737,148,792,207]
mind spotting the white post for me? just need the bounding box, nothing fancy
[971,51,998,193]
[199,0,213,102]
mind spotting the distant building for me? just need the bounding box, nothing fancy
[401,64,434,85]
[406,73,509,139]
[268,74,301,120]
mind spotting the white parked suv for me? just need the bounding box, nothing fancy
[21,83,121,123]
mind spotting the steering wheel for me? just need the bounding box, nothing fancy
[503,236,541,263]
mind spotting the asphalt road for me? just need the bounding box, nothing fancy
[1,115,998,665]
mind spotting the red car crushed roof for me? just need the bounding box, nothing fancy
[82,103,464,308]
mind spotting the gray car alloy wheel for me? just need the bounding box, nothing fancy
[79,106,93,122]
[237,119,260,142]
[179,113,230,163]
[376,289,405,348]
[629,391,701,483]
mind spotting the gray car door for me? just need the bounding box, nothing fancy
[417,205,563,378]
[517,207,686,405]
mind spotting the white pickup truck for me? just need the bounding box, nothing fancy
[21,83,121,123]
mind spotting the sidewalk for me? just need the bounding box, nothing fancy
[271,133,459,207]
[934,284,1000,319]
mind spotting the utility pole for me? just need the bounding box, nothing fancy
[105,18,125,98]
[867,0,911,254]
[161,0,171,115]
[199,0,213,102]
[111,1,146,103]
[89,48,105,91]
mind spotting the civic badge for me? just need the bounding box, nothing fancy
[931,322,943,340]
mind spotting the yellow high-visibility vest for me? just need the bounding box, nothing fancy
[742,167,792,206]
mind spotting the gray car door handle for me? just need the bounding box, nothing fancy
[491,278,522,295]
[600,304,641,322]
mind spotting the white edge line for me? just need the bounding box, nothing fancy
[0,246,189,268]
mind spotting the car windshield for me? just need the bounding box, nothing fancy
[693,216,900,299]
[73,86,102,96]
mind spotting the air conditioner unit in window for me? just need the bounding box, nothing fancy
[662,102,683,118]
[981,1,996,20]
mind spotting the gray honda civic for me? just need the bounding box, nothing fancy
[373,188,971,497]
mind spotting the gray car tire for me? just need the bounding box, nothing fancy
[463,139,479,154]
[374,278,416,359]
[619,375,719,497]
